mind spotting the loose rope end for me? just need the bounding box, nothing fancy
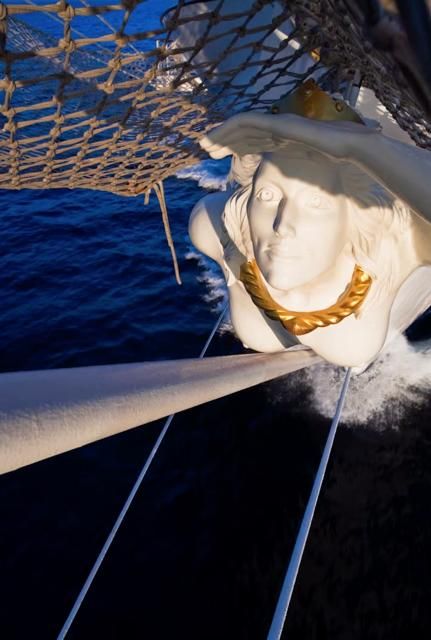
[152,180,182,285]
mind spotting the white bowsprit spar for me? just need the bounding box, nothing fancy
[0,303,351,640]
[2,1,431,638]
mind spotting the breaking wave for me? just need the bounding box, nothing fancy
[185,249,228,315]
[305,334,431,427]
[176,158,230,190]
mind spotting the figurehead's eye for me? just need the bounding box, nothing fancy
[257,188,277,202]
[307,194,332,210]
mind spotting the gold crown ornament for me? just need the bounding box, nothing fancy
[270,78,364,124]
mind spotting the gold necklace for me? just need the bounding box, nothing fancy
[240,260,372,336]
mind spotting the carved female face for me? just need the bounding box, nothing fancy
[247,149,349,290]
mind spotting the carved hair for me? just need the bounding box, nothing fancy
[222,148,411,310]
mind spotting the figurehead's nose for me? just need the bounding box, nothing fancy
[273,200,296,238]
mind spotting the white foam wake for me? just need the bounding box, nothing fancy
[185,249,229,315]
[176,159,230,190]
[305,334,431,427]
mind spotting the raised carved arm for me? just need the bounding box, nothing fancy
[200,112,431,224]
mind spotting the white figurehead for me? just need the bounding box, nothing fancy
[190,81,431,368]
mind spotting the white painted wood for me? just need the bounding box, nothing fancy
[0,348,319,474]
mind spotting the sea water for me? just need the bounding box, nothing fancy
[1,3,431,639]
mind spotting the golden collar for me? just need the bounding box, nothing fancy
[239,260,372,336]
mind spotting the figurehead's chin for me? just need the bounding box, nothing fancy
[259,263,319,292]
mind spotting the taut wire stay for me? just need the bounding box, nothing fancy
[267,368,352,640]
[56,304,228,640]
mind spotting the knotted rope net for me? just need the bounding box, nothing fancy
[0,0,430,198]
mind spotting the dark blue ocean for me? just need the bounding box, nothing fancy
[1,2,431,639]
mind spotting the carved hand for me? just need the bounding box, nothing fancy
[200,111,431,225]
[200,112,376,161]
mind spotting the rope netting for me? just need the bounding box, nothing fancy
[0,0,430,197]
